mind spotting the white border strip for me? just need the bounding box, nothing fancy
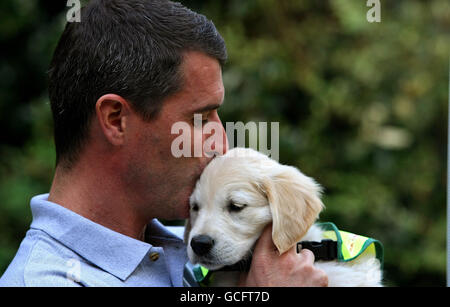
[447,57,449,287]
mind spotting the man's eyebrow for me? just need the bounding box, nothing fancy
[191,103,222,114]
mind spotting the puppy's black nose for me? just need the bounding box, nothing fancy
[191,235,215,256]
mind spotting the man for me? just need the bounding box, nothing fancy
[0,0,327,287]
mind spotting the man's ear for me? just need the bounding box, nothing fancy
[261,165,324,255]
[95,94,131,146]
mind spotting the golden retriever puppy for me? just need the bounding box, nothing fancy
[184,147,382,286]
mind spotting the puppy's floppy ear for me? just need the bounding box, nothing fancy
[261,165,324,254]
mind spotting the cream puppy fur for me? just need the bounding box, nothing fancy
[184,148,382,286]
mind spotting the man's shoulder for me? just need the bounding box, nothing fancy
[0,229,81,287]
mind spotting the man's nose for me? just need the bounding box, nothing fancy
[190,234,215,256]
[203,113,228,157]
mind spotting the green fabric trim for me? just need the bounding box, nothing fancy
[193,264,213,287]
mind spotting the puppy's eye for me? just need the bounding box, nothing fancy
[191,202,199,212]
[228,202,246,213]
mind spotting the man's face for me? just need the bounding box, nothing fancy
[125,51,227,220]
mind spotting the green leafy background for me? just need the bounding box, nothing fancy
[0,0,448,286]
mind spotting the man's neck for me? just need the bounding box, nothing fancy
[48,162,149,241]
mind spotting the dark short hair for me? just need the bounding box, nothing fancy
[48,0,227,169]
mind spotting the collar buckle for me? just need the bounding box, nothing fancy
[297,239,338,261]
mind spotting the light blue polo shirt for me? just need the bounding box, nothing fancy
[0,194,188,287]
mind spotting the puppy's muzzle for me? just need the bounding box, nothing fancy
[191,235,215,256]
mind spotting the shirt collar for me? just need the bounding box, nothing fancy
[29,194,183,281]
